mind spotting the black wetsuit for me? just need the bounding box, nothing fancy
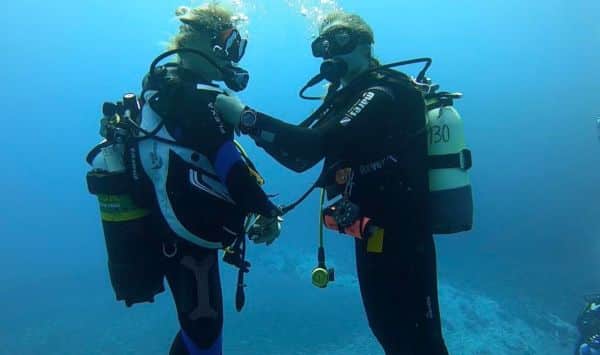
[139,69,278,355]
[247,71,448,354]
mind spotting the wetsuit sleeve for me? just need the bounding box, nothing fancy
[334,87,397,144]
[246,87,407,174]
[247,112,328,172]
[209,141,280,217]
[173,88,279,218]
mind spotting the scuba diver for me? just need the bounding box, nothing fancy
[576,294,600,355]
[215,11,473,355]
[85,4,282,355]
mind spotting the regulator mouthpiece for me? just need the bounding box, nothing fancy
[320,58,348,84]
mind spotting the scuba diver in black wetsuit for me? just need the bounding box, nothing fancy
[85,4,282,355]
[214,11,471,355]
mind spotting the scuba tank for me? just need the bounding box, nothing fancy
[86,94,166,307]
[363,67,473,235]
[425,87,473,234]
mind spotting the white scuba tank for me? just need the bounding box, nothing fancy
[426,94,473,234]
[97,143,126,172]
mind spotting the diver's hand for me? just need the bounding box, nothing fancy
[215,94,245,130]
[248,215,283,246]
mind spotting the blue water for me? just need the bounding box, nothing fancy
[1,0,599,353]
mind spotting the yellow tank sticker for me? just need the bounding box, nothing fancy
[100,209,150,222]
[367,228,384,253]
[97,194,150,222]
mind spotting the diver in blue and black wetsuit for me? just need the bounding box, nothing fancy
[87,4,282,355]
[142,6,284,355]
[576,295,600,355]
[215,11,449,355]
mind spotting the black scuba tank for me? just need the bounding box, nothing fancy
[86,94,166,307]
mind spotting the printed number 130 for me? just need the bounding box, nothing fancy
[429,125,450,144]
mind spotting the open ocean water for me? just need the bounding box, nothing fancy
[1,0,599,354]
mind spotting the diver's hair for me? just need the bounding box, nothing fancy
[168,2,236,50]
[320,12,379,68]
[319,12,375,44]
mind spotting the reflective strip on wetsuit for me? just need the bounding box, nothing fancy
[181,329,222,355]
[214,141,243,183]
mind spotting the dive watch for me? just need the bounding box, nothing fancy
[239,107,258,135]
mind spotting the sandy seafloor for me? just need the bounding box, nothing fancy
[3,251,577,355]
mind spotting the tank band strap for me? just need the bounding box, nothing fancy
[429,149,472,170]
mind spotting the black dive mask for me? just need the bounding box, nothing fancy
[149,48,249,92]
[312,27,361,59]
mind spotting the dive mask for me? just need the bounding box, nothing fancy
[312,27,361,59]
[212,28,247,63]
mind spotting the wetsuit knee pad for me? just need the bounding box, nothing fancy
[178,316,223,350]
[170,331,187,355]
[182,329,222,355]
[168,250,224,351]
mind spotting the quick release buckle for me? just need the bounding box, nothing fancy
[459,149,473,170]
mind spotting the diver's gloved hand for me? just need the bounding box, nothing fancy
[215,94,245,130]
[580,342,600,354]
[248,215,283,246]
[579,333,600,355]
